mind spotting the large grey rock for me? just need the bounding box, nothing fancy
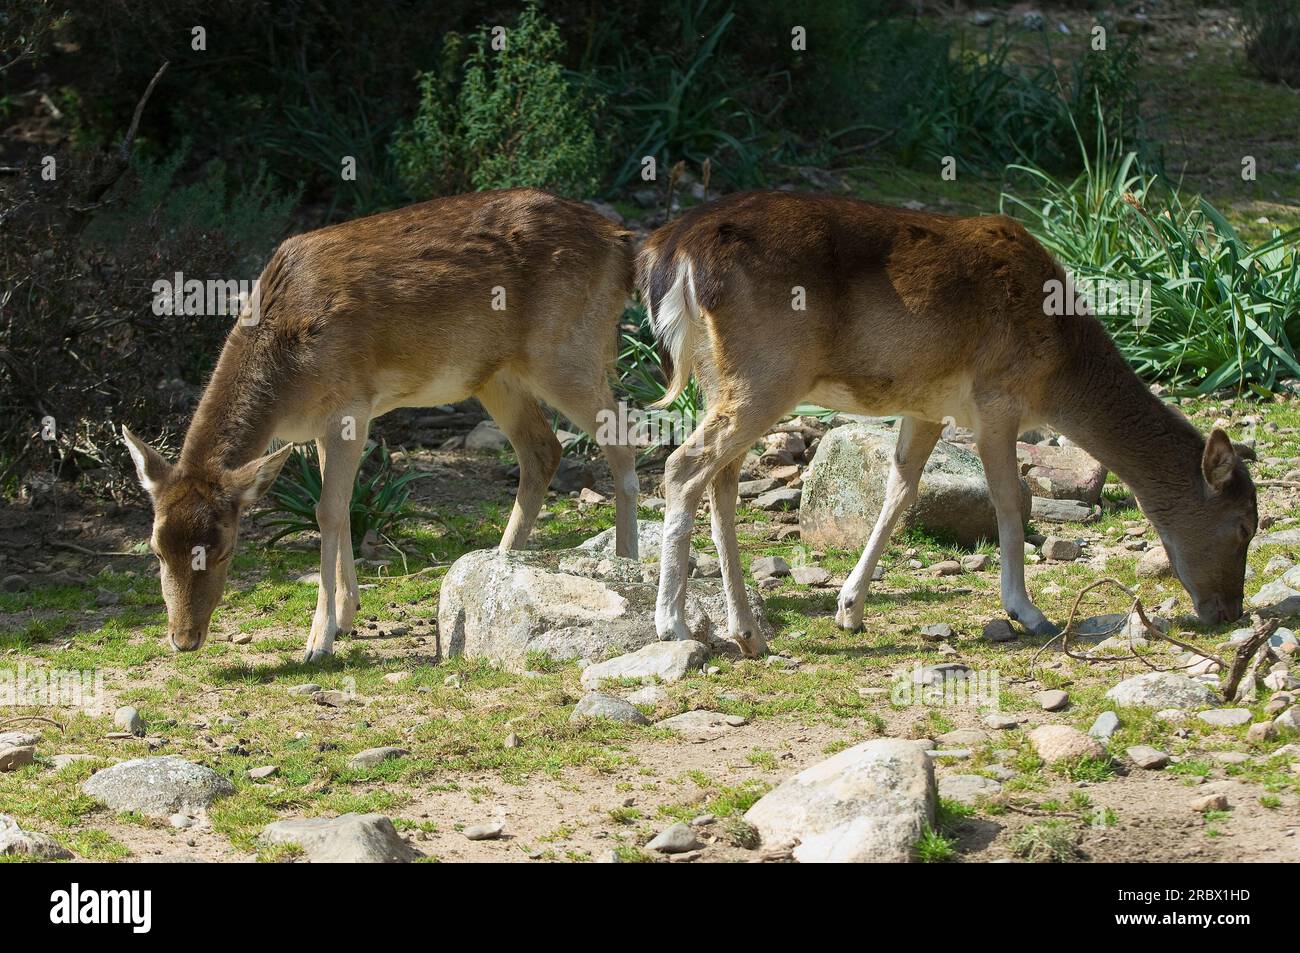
[743,738,935,863]
[581,640,708,689]
[260,813,415,862]
[577,520,678,562]
[438,547,769,670]
[799,424,1029,549]
[82,756,233,818]
[0,813,73,860]
[1106,671,1220,710]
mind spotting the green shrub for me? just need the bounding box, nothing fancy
[394,5,601,198]
[1243,0,1300,85]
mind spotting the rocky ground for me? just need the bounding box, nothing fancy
[3,389,1300,863]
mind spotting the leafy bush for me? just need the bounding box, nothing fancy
[1002,136,1300,393]
[1243,0,1300,85]
[262,441,430,546]
[393,5,601,198]
[0,144,297,491]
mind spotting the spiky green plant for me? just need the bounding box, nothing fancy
[262,441,429,546]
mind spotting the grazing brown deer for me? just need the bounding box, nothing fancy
[640,190,1256,658]
[123,189,638,661]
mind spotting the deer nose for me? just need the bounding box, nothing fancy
[168,629,205,652]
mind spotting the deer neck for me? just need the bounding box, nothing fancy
[1044,320,1205,526]
[179,328,283,474]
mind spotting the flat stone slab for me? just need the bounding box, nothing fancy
[1106,671,1220,710]
[744,738,935,863]
[260,813,415,863]
[1197,709,1253,728]
[937,774,1003,805]
[581,640,709,689]
[0,813,72,860]
[82,756,233,818]
[570,692,650,725]
[655,709,744,741]
[1126,745,1170,770]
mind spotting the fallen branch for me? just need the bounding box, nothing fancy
[1031,577,1222,676]
[1220,617,1279,703]
[0,715,65,733]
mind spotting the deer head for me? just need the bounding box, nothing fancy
[122,427,294,651]
[1156,428,1257,626]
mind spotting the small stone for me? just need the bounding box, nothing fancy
[464,821,504,841]
[1028,725,1105,764]
[114,705,145,736]
[0,813,72,860]
[0,746,35,772]
[646,822,702,854]
[984,713,1021,730]
[1190,793,1229,813]
[936,728,988,748]
[570,692,650,725]
[288,683,323,696]
[929,560,961,576]
[982,619,1016,643]
[937,774,1002,805]
[694,553,722,577]
[961,553,991,572]
[752,487,801,511]
[313,690,350,707]
[503,733,520,749]
[1136,546,1174,578]
[1041,537,1081,561]
[1197,709,1252,728]
[920,623,953,642]
[790,566,831,586]
[1275,707,1300,732]
[231,632,253,645]
[750,555,791,580]
[169,813,196,829]
[1088,711,1121,740]
[383,671,410,684]
[626,684,667,707]
[1247,721,1276,742]
[1126,745,1169,770]
[348,747,409,769]
[248,765,279,780]
[1035,689,1069,711]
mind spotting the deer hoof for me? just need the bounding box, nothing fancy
[735,631,768,659]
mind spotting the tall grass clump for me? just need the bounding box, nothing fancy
[1002,129,1300,393]
[1242,0,1300,86]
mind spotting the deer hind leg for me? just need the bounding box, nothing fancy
[835,416,943,631]
[543,383,640,560]
[306,416,369,662]
[974,412,1058,636]
[657,405,776,656]
[477,375,561,550]
[707,455,766,656]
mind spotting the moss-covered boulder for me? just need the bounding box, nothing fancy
[799,423,1030,550]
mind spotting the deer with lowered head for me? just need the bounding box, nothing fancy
[123,189,638,661]
[640,190,1256,658]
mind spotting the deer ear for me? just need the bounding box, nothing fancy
[1202,428,1237,493]
[226,442,295,504]
[122,426,173,499]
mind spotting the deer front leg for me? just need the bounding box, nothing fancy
[306,422,367,662]
[974,415,1058,637]
[836,417,942,630]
